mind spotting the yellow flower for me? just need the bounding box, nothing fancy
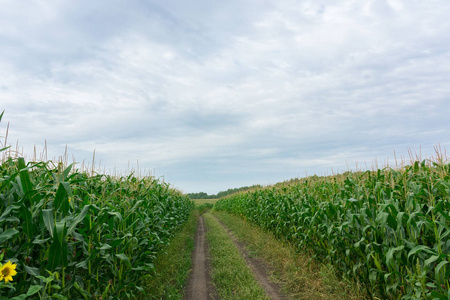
[0,261,17,283]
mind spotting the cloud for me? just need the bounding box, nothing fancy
[1,0,450,194]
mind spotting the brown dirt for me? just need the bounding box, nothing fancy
[214,216,289,300]
[184,216,217,300]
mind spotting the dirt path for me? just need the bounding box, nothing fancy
[214,216,288,300]
[184,216,216,300]
[185,213,287,300]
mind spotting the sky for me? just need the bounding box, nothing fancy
[1,0,449,194]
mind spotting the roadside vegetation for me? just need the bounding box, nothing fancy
[0,155,194,299]
[214,159,450,299]
[142,209,199,299]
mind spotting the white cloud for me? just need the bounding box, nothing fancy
[1,0,450,194]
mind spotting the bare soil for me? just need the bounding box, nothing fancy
[184,216,217,300]
[185,214,288,300]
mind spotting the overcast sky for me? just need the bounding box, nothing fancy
[1,0,449,194]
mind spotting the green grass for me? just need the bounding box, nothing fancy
[192,198,219,206]
[212,210,367,300]
[204,212,269,300]
[141,209,199,299]
[195,202,214,212]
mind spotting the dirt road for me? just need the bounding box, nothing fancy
[185,213,287,300]
[184,216,216,300]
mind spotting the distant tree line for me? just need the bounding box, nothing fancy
[187,185,262,199]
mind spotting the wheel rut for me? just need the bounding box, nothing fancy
[185,213,288,300]
[184,216,217,300]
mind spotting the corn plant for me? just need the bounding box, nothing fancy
[215,161,450,299]
[0,154,194,299]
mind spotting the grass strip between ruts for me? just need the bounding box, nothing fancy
[204,212,270,300]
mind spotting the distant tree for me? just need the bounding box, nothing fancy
[187,184,262,199]
[187,192,209,199]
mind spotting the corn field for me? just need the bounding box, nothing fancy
[215,161,450,299]
[0,153,194,299]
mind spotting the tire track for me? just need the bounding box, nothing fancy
[185,216,217,300]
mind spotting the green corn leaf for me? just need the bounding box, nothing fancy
[36,275,54,284]
[130,200,144,212]
[75,259,89,270]
[18,157,33,196]
[32,237,51,244]
[386,245,405,269]
[67,205,90,236]
[131,265,151,271]
[354,237,365,248]
[0,205,20,222]
[375,211,388,225]
[49,284,61,290]
[47,236,61,271]
[435,206,450,222]
[20,205,33,237]
[115,253,132,268]
[73,281,90,300]
[54,182,67,207]
[430,290,450,300]
[0,146,10,152]
[108,211,123,221]
[109,237,126,248]
[42,209,54,237]
[100,244,112,250]
[23,265,40,276]
[48,221,68,270]
[408,245,437,259]
[26,285,43,297]
[55,221,67,245]
[62,163,73,181]
[396,211,406,229]
[0,228,19,243]
[9,295,28,300]
[424,255,440,268]
[61,237,68,268]
[387,214,397,229]
[115,253,129,261]
[50,293,66,299]
[435,260,449,279]
[5,216,20,223]
[54,182,71,215]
